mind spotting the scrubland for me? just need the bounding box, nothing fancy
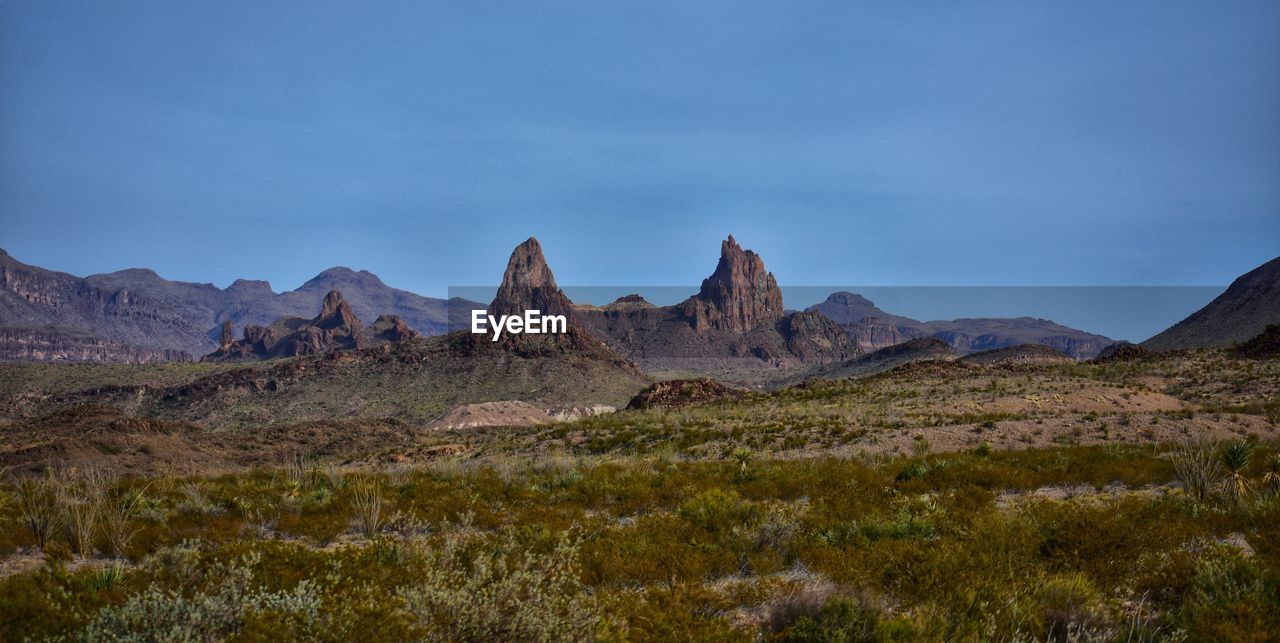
[1,349,1278,640]
[2,443,1279,641]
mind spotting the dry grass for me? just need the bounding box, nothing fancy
[349,479,385,537]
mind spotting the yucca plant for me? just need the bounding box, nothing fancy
[1262,455,1280,495]
[1219,440,1254,501]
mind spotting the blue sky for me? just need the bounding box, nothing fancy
[2,1,1278,297]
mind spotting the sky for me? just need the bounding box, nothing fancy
[2,1,1278,299]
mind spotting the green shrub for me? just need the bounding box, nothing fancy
[678,488,756,534]
[782,595,883,642]
[398,531,598,641]
[1175,546,1280,641]
[74,553,321,641]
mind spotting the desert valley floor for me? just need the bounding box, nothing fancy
[0,337,1278,641]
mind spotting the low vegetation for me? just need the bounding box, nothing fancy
[1,444,1278,641]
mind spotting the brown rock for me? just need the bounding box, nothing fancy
[678,235,784,333]
[489,237,575,320]
[314,290,363,335]
[1094,341,1152,363]
[370,314,419,342]
[778,310,856,362]
[626,378,742,410]
[218,320,235,349]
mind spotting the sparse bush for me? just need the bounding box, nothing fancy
[76,554,321,640]
[781,594,882,642]
[102,483,150,558]
[61,468,109,558]
[399,532,598,641]
[1035,572,1110,641]
[1171,440,1220,501]
[679,488,755,534]
[16,475,64,550]
[764,582,833,633]
[1175,546,1280,640]
[349,479,385,537]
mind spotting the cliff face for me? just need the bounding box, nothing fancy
[0,250,216,356]
[677,235,784,333]
[0,325,190,363]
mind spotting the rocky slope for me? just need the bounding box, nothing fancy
[0,248,481,360]
[1143,256,1280,351]
[806,291,1113,359]
[781,337,958,385]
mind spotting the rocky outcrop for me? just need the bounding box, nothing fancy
[1144,256,1280,351]
[678,236,784,333]
[0,325,190,363]
[218,320,235,350]
[1094,341,1151,363]
[572,236,855,370]
[778,310,856,363]
[626,378,743,410]
[805,292,928,352]
[1236,324,1280,359]
[961,344,1073,365]
[603,294,655,311]
[369,315,419,343]
[427,401,556,430]
[489,237,575,321]
[204,290,386,361]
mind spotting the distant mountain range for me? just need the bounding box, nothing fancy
[0,248,479,362]
[7,242,1272,366]
[1143,256,1280,351]
[806,291,1114,359]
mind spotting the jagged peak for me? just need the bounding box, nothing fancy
[319,290,345,318]
[490,236,574,319]
[680,235,783,332]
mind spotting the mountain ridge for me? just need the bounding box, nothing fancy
[1143,256,1280,351]
[805,291,1114,359]
[0,248,482,361]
